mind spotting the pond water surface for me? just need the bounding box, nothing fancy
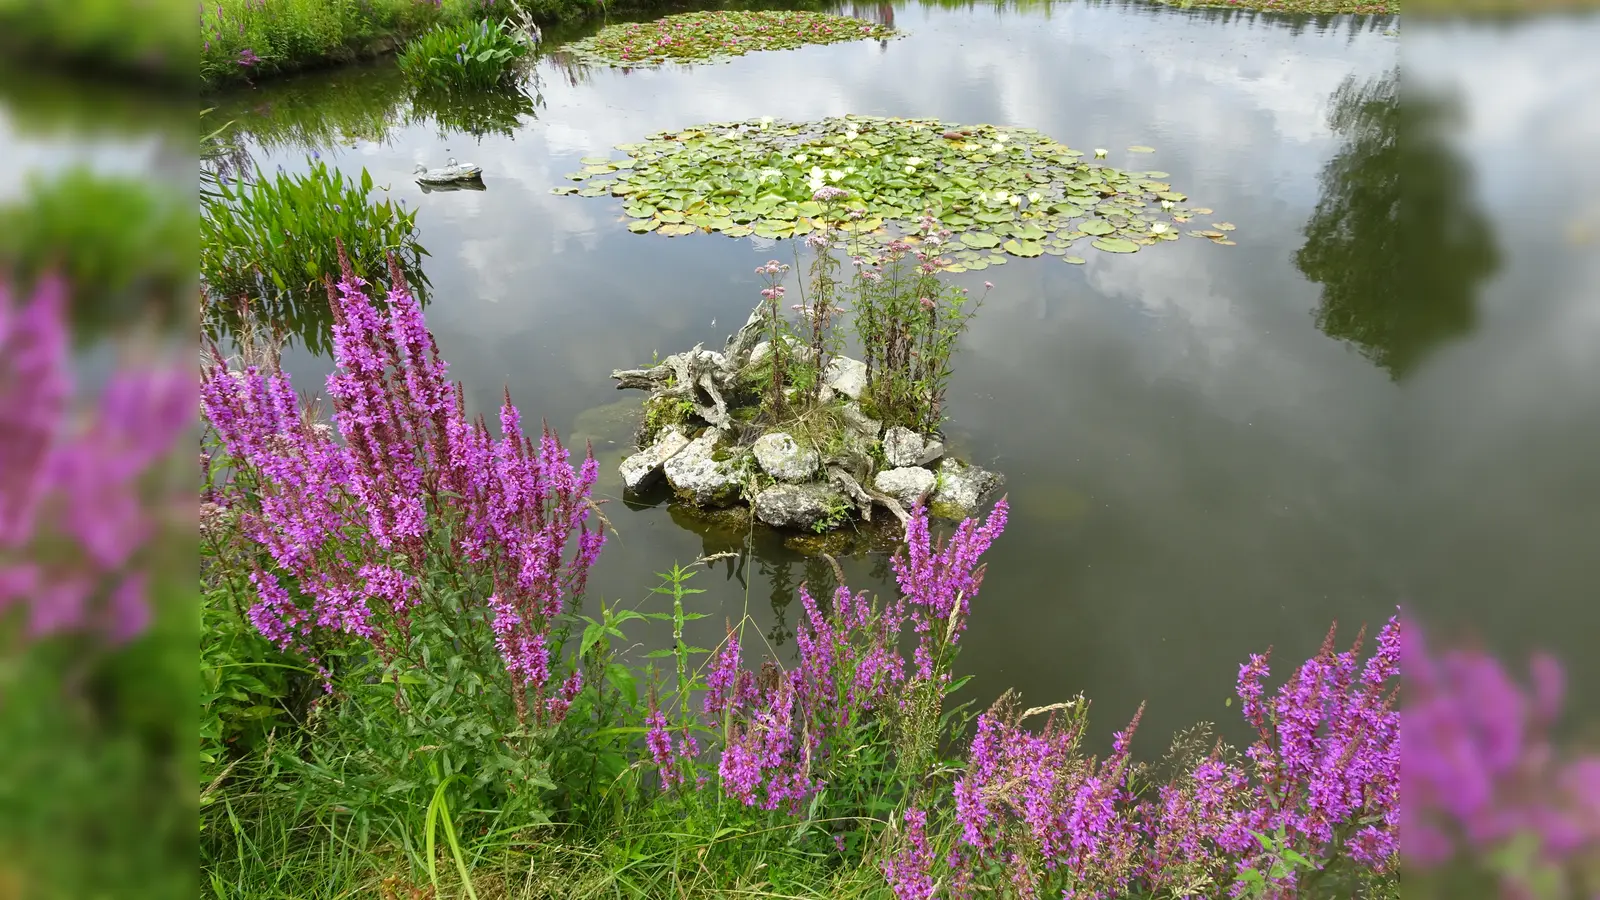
[201,3,1600,748]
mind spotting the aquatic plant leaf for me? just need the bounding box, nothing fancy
[564,11,898,67]
[1213,222,1236,231]
[627,219,658,233]
[1092,237,1139,253]
[556,115,1224,259]
[1063,255,1087,265]
[1128,145,1156,153]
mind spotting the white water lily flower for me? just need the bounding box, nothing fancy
[1160,199,1174,211]
[1150,222,1169,234]
[810,166,825,181]
[820,147,836,157]
[759,116,774,130]
[1008,195,1021,206]
[996,133,1010,142]
[992,189,1008,202]
[1094,148,1108,159]
[904,165,916,174]
[828,169,844,182]
[1028,191,1043,204]
[991,143,1004,154]
[906,156,923,167]
[794,153,809,164]
[846,130,859,141]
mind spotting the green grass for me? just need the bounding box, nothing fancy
[200,0,602,89]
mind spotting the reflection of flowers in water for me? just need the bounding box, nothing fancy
[1402,620,1600,896]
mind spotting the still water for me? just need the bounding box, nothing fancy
[197,3,1600,748]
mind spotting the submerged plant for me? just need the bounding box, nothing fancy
[564,10,896,67]
[556,115,1232,263]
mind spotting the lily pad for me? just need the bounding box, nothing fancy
[627,219,658,233]
[1091,237,1139,253]
[556,115,1225,259]
[1063,255,1086,265]
[1002,239,1043,258]
[1213,222,1236,231]
[1128,145,1156,153]
[564,10,898,67]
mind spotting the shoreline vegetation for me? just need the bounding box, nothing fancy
[1145,0,1398,14]
[191,241,1403,898]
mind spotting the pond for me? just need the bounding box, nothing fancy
[200,1,1600,749]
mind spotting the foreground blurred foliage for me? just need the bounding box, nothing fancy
[0,168,193,344]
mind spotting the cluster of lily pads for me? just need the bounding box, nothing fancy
[552,116,1234,268]
[561,10,897,67]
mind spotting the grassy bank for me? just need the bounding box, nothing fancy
[201,0,556,87]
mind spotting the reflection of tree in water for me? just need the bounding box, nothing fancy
[409,74,544,143]
[1296,69,1499,380]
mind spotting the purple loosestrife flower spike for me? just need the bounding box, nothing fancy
[882,807,938,900]
[201,248,603,711]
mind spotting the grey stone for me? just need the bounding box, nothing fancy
[823,356,868,400]
[753,483,850,531]
[620,425,690,492]
[930,458,1004,516]
[747,336,812,370]
[663,431,741,506]
[752,431,819,482]
[883,426,945,468]
[874,466,936,508]
[840,402,881,440]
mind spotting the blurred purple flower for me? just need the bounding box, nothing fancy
[1401,620,1600,883]
[0,275,192,645]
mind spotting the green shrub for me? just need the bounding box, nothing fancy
[201,157,427,341]
[397,17,530,93]
[0,0,190,85]
[0,168,192,344]
[200,0,516,87]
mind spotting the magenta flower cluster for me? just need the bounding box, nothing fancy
[201,251,603,718]
[667,500,1006,812]
[1401,619,1600,889]
[943,617,1401,898]
[1,275,192,645]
